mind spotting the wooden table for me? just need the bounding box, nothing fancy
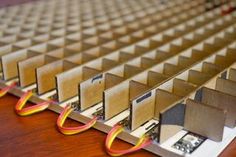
[0,0,236,156]
[0,94,235,157]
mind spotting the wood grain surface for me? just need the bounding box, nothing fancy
[0,94,156,157]
[0,94,235,156]
[0,1,235,156]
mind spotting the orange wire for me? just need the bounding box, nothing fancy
[105,125,151,156]
[0,82,17,97]
[57,105,97,135]
[15,91,52,116]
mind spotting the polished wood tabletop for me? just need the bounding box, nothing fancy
[0,1,236,156]
[0,94,235,157]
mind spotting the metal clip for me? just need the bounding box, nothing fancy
[31,88,37,94]
[145,123,159,141]
[70,101,80,111]
[118,117,130,128]
[92,106,104,119]
[49,94,58,101]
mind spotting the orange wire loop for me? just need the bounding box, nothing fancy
[57,105,97,135]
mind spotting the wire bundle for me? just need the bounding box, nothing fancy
[15,91,52,116]
[0,82,17,97]
[57,105,97,135]
[105,125,151,156]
